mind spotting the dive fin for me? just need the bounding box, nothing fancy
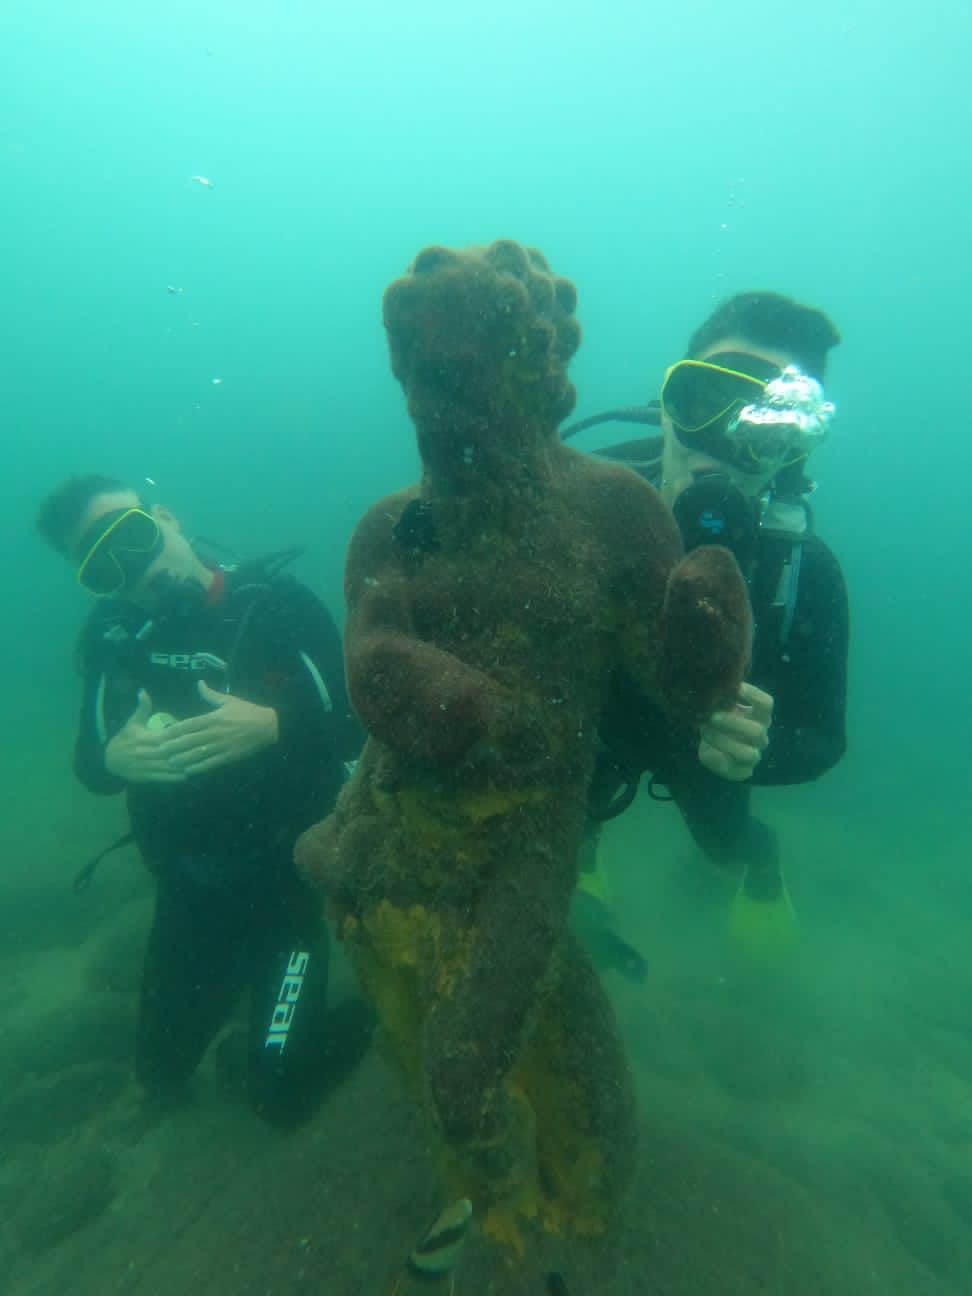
[728,872,799,962]
[390,1198,472,1294]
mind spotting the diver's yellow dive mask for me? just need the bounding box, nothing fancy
[77,507,163,596]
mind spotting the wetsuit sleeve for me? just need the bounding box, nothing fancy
[753,537,848,786]
[73,622,128,796]
[593,688,777,875]
[258,581,364,764]
[657,729,777,874]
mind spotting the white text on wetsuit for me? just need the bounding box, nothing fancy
[265,950,310,1052]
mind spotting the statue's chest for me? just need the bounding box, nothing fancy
[407,530,606,654]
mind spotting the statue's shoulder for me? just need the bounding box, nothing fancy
[558,443,671,529]
[352,487,420,547]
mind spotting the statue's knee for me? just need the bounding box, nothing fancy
[427,1047,483,1143]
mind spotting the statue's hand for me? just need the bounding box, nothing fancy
[460,690,548,774]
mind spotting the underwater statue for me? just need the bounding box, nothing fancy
[296,240,752,1255]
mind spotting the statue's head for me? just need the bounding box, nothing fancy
[383,240,580,475]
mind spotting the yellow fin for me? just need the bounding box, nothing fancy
[728,880,799,962]
[576,859,613,907]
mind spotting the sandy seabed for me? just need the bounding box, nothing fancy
[2,771,970,1296]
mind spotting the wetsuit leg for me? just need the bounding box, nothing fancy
[246,869,374,1126]
[136,871,247,1099]
[664,742,782,896]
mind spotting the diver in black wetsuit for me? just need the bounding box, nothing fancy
[565,293,849,967]
[36,474,370,1124]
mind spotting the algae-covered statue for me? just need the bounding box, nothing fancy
[297,240,751,1255]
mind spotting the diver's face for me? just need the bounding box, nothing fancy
[659,335,798,507]
[75,491,200,608]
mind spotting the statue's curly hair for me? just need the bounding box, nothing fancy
[383,239,581,428]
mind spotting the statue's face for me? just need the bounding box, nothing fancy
[390,271,526,406]
[384,251,578,470]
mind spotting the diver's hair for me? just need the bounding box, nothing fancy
[36,474,131,556]
[687,292,841,380]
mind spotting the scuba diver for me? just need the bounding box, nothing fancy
[36,474,371,1123]
[565,292,848,967]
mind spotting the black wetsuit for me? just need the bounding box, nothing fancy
[74,562,367,1123]
[590,478,849,894]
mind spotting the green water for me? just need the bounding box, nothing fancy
[2,1,970,1292]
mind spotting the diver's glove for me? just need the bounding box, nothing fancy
[727,844,799,962]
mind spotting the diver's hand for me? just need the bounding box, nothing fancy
[159,681,279,776]
[698,682,773,782]
[104,690,189,784]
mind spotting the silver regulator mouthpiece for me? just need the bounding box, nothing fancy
[728,366,836,467]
